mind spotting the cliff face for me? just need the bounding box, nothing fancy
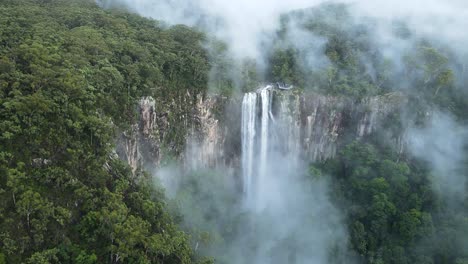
[288,91,404,161]
[116,93,236,174]
[184,95,232,170]
[117,90,405,173]
[116,97,163,175]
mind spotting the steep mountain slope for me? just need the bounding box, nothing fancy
[0,0,212,263]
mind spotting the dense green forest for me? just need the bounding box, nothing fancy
[0,0,211,263]
[317,141,468,264]
[0,0,467,264]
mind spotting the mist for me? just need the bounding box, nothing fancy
[408,112,468,201]
[153,87,354,264]
[98,0,468,61]
[98,0,468,96]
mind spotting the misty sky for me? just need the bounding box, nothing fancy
[102,0,468,59]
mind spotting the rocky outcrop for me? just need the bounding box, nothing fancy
[267,90,405,162]
[116,97,163,175]
[116,93,234,174]
[185,94,229,169]
[299,93,346,161]
[302,92,404,161]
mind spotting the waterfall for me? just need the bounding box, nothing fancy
[241,85,275,208]
[258,87,271,188]
[241,92,257,198]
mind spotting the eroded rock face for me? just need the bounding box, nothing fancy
[116,97,162,175]
[300,93,346,162]
[117,91,405,174]
[356,94,403,138]
[140,97,157,137]
[116,94,233,174]
[185,94,227,169]
[269,91,405,162]
[309,92,404,161]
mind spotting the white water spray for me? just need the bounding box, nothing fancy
[241,92,257,200]
[241,86,274,209]
[242,85,300,210]
[258,87,271,201]
[239,86,349,263]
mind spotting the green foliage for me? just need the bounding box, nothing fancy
[317,141,468,263]
[0,0,209,262]
[267,48,305,86]
[266,3,466,104]
[206,40,237,95]
[268,4,387,97]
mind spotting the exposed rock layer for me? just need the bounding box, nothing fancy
[117,90,405,173]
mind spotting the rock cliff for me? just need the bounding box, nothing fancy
[117,90,405,173]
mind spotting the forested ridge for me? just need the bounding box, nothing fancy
[0,0,211,263]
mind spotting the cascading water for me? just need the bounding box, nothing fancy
[258,87,271,201]
[241,92,257,199]
[241,86,272,208]
[239,86,349,264]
